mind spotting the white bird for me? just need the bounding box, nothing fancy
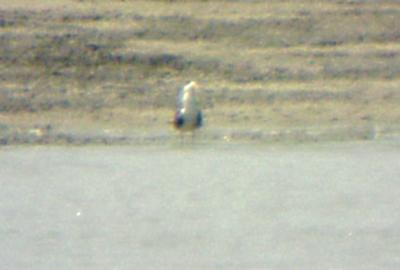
[173,81,203,135]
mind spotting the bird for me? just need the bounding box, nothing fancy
[173,81,203,139]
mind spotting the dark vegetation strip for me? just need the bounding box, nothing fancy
[0,84,359,113]
[1,7,399,46]
[1,29,399,82]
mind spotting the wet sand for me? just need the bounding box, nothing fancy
[1,141,400,269]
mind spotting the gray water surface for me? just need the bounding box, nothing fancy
[1,142,400,269]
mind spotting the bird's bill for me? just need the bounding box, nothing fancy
[190,81,199,89]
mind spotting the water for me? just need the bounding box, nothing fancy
[1,141,400,269]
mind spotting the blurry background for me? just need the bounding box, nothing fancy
[0,0,399,144]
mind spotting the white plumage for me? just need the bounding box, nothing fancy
[173,81,203,132]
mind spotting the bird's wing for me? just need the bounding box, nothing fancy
[176,87,185,110]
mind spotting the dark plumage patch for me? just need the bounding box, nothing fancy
[174,113,185,128]
[196,111,203,128]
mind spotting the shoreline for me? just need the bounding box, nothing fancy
[1,123,399,146]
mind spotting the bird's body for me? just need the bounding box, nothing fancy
[173,81,203,133]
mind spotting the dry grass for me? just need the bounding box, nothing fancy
[0,0,399,144]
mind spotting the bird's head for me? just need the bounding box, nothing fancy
[184,81,199,92]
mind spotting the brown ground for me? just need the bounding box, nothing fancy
[0,0,399,144]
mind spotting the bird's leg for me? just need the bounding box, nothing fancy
[191,131,196,144]
[180,132,184,145]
